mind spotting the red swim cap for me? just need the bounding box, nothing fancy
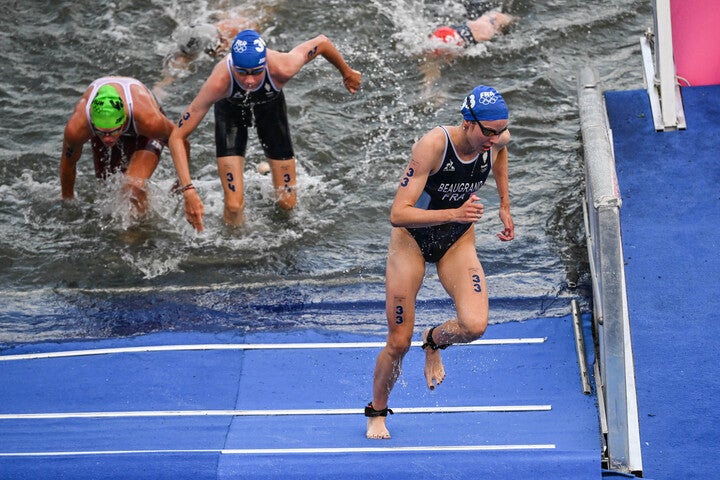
[430,26,463,46]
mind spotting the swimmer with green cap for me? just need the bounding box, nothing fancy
[90,84,127,131]
[60,76,175,216]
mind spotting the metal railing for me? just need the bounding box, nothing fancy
[642,0,686,130]
[577,65,643,476]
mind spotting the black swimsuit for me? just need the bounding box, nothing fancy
[451,24,478,46]
[213,59,294,160]
[407,127,492,263]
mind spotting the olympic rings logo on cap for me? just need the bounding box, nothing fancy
[464,92,500,111]
[478,91,499,105]
[461,86,508,121]
[233,39,248,53]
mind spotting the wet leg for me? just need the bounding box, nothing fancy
[217,155,246,225]
[268,157,296,210]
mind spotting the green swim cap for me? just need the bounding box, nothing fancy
[90,84,126,129]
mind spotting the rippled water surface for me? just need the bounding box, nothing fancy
[0,0,653,343]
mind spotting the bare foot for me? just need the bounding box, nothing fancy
[366,416,391,439]
[422,328,446,390]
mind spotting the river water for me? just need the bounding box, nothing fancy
[0,0,652,344]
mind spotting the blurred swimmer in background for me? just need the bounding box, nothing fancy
[152,1,282,98]
[422,1,517,94]
[153,16,259,99]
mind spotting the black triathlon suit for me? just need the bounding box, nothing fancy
[451,24,478,46]
[450,0,496,47]
[407,126,492,263]
[214,58,294,160]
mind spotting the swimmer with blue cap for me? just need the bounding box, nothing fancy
[459,85,510,152]
[168,29,362,232]
[366,85,515,440]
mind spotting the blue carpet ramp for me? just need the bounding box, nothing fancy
[605,85,720,480]
[0,315,600,479]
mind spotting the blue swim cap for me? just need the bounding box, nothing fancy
[231,30,267,69]
[461,85,508,121]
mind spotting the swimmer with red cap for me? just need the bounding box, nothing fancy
[422,4,516,94]
[429,4,516,52]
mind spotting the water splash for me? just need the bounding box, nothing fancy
[0,0,648,341]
